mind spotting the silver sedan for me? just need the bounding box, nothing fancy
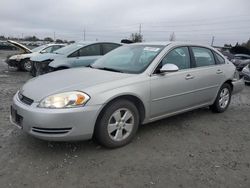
[10,42,244,148]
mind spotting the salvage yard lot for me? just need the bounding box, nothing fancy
[0,50,250,188]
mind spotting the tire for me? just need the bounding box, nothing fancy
[210,83,232,113]
[21,59,32,72]
[94,99,139,148]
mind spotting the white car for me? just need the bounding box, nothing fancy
[6,40,66,71]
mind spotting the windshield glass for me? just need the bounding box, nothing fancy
[92,45,164,74]
[31,45,48,52]
[54,43,86,55]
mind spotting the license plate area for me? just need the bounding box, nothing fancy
[11,106,23,129]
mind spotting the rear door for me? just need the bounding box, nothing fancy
[187,46,225,105]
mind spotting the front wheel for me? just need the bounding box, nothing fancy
[94,100,139,148]
[210,83,232,113]
[21,59,32,72]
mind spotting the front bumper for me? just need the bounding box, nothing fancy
[6,59,20,68]
[232,78,245,94]
[10,93,102,141]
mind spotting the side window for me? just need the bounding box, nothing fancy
[161,47,190,70]
[79,44,101,56]
[69,50,79,58]
[42,46,53,53]
[102,43,120,55]
[192,47,215,67]
[214,52,225,64]
[51,45,63,52]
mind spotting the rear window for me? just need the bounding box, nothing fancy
[214,52,225,64]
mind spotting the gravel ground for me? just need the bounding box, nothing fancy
[0,50,250,188]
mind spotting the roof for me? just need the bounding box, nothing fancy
[130,41,214,48]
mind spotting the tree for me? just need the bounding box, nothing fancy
[44,37,54,42]
[241,38,250,50]
[130,33,143,43]
[169,32,176,41]
[55,39,63,43]
[24,36,39,41]
[224,44,232,48]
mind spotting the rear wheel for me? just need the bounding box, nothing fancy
[94,100,139,148]
[210,83,232,113]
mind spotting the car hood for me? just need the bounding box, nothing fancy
[7,40,32,53]
[30,53,61,62]
[9,52,38,60]
[21,68,133,102]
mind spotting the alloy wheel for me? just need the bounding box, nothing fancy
[107,108,135,141]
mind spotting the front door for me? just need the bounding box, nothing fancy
[150,46,199,119]
[74,44,102,67]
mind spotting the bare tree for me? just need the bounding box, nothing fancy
[169,32,176,41]
[130,33,143,43]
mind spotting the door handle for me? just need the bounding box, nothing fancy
[185,74,194,80]
[216,69,223,74]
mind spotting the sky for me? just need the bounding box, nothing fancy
[0,0,250,46]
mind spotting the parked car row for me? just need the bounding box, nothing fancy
[10,42,244,148]
[6,40,122,76]
[6,40,250,86]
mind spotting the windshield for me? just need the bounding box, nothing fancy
[31,44,48,52]
[92,45,164,74]
[53,43,86,55]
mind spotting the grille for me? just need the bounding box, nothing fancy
[18,92,34,105]
[32,127,72,134]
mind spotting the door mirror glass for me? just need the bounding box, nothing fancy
[160,64,179,73]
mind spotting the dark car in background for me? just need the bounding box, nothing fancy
[242,64,250,84]
[30,42,121,76]
[231,54,250,71]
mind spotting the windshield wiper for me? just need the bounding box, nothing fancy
[96,67,123,73]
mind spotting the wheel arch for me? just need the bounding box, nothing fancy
[212,79,233,104]
[94,94,146,130]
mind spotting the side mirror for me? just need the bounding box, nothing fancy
[160,64,179,73]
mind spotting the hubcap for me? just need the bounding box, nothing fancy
[107,108,134,141]
[219,88,230,109]
[24,61,32,71]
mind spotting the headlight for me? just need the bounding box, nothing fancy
[38,91,90,108]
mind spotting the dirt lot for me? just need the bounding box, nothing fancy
[0,50,250,188]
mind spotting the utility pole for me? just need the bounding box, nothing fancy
[139,23,142,35]
[83,28,86,41]
[53,32,56,41]
[211,36,215,46]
